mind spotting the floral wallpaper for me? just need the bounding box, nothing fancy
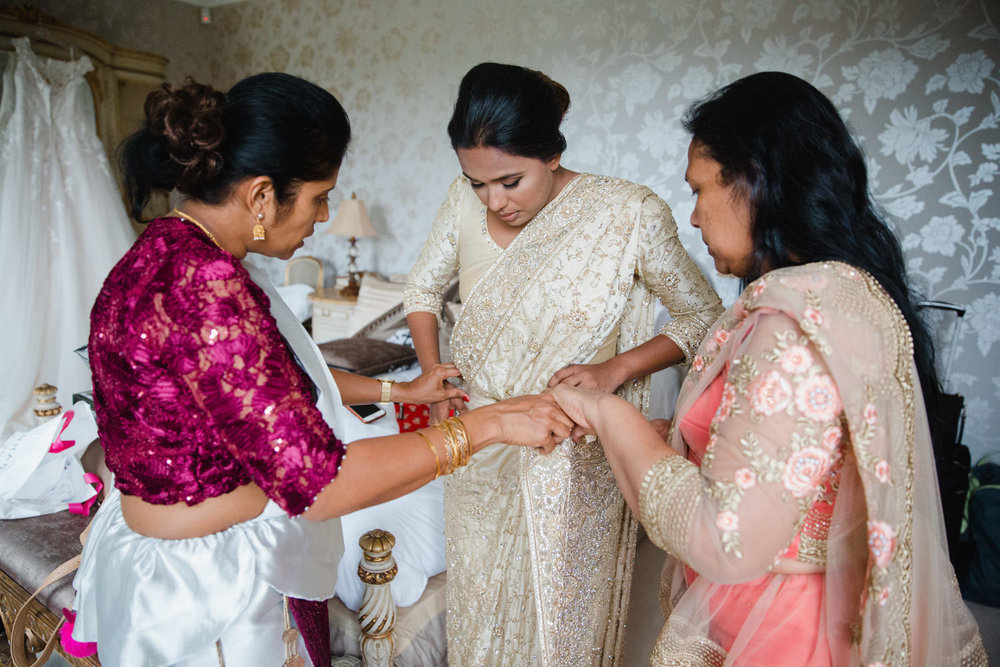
[201,0,999,460]
[19,0,1000,459]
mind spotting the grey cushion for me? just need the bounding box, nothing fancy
[0,509,93,611]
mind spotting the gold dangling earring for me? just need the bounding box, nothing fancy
[252,212,266,241]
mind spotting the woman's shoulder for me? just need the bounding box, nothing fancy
[741,262,903,336]
[570,173,659,205]
[446,174,472,199]
[748,262,873,297]
[122,217,255,299]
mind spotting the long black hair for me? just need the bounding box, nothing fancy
[682,71,942,410]
[447,62,570,160]
[121,72,351,220]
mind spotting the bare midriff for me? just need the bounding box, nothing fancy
[120,483,270,539]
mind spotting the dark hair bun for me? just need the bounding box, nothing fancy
[144,78,226,189]
[533,69,571,119]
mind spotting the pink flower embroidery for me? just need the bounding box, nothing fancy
[718,383,737,420]
[734,468,757,489]
[867,520,897,569]
[864,402,878,425]
[822,425,843,451]
[781,446,832,497]
[779,345,813,374]
[716,510,739,532]
[803,308,824,327]
[706,433,719,453]
[794,374,842,422]
[712,329,731,347]
[875,460,891,483]
[878,586,891,606]
[747,370,792,415]
[750,281,767,298]
[692,355,705,372]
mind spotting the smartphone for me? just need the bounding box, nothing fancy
[346,403,386,423]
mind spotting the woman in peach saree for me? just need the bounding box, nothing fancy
[551,72,987,665]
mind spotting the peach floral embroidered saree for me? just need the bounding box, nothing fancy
[640,261,986,666]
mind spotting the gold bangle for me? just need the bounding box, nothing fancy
[379,378,395,404]
[443,416,471,467]
[415,430,441,479]
[436,416,472,473]
[433,421,457,475]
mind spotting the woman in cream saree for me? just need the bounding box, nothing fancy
[405,63,722,665]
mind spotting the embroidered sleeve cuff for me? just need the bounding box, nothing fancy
[639,455,702,562]
[657,315,711,363]
[403,287,444,317]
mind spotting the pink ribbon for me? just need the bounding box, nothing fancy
[59,608,98,657]
[67,473,103,516]
[48,410,76,453]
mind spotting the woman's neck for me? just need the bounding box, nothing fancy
[175,201,249,259]
[546,166,578,207]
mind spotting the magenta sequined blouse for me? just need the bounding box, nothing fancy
[88,216,345,516]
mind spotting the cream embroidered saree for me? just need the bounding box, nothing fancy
[640,262,986,666]
[405,174,722,665]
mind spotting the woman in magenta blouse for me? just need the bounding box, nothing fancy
[70,73,572,667]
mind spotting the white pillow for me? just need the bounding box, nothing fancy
[346,274,406,337]
[274,283,315,323]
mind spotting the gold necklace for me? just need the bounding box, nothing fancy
[171,208,223,250]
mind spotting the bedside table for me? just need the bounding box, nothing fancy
[309,287,358,343]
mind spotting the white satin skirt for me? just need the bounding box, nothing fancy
[71,489,343,667]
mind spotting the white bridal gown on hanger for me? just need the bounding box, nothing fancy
[0,37,135,439]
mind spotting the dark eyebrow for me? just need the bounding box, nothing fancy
[462,171,523,183]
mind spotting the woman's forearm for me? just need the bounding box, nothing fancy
[589,393,681,515]
[330,368,385,405]
[302,397,567,520]
[608,334,686,386]
[407,311,442,368]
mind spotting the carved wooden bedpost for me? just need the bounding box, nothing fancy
[356,529,398,667]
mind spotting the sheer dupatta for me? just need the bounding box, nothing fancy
[642,262,985,665]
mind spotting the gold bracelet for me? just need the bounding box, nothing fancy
[433,421,458,475]
[378,378,395,404]
[443,416,471,467]
[436,416,472,473]
[415,430,441,479]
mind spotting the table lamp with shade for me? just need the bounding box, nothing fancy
[326,192,377,297]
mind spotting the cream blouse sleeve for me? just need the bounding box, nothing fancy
[638,310,845,584]
[403,176,465,317]
[636,192,724,362]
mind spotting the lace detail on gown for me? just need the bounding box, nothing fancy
[0,38,134,438]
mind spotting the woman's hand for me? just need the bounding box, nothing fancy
[474,393,574,454]
[544,384,618,441]
[429,397,466,424]
[547,360,625,393]
[396,363,468,407]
